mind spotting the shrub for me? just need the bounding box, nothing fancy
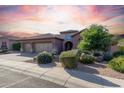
[59,50,78,69]
[77,49,92,61]
[78,49,92,55]
[12,42,21,51]
[118,39,124,51]
[93,51,104,62]
[80,53,95,64]
[93,50,103,57]
[113,51,124,57]
[109,56,124,73]
[37,51,53,64]
[103,52,113,61]
[119,46,124,51]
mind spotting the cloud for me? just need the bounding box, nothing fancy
[0,5,124,35]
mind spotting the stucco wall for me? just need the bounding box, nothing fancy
[72,34,81,49]
[0,37,16,50]
[54,39,63,54]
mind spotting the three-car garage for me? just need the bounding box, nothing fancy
[23,42,53,53]
[20,36,63,54]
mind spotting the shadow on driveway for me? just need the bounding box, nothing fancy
[77,62,106,74]
[37,62,57,68]
[17,52,37,58]
[65,69,120,87]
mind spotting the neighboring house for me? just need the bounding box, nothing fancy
[110,34,124,53]
[18,30,83,54]
[0,35,17,50]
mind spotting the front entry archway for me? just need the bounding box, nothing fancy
[65,41,73,51]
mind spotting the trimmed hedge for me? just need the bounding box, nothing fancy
[109,56,124,73]
[37,51,53,64]
[12,42,21,51]
[59,50,78,69]
[80,53,95,64]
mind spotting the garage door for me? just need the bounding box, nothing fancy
[35,43,53,53]
[24,43,32,52]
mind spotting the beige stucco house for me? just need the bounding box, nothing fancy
[2,30,121,54]
[18,30,82,54]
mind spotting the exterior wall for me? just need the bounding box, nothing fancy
[24,43,33,53]
[35,42,53,53]
[0,37,16,50]
[9,40,17,50]
[21,38,63,54]
[20,40,33,52]
[72,33,81,49]
[53,39,63,54]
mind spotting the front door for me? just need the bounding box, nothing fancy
[65,41,73,51]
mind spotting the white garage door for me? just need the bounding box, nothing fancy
[24,43,32,52]
[35,43,53,53]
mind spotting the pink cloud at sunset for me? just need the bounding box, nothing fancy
[0,5,124,36]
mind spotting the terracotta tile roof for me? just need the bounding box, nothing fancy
[18,33,64,41]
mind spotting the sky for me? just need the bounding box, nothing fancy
[0,5,124,35]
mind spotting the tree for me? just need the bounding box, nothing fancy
[78,24,112,51]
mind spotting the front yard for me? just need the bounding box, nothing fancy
[25,57,124,80]
[0,24,124,84]
[78,62,124,80]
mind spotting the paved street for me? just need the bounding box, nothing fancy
[0,52,36,62]
[0,66,64,88]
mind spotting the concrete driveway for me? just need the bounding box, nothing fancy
[0,52,36,62]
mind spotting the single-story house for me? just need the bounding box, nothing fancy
[18,30,83,54]
[1,31,123,54]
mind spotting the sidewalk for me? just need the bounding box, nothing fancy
[0,59,124,88]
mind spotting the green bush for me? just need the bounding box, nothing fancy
[78,49,92,55]
[113,51,124,57]
[12,42,21,51]
[119,46,124,51]
[77,49,92,61]
[59,50,78,69]
[37,51,53,64]
[109,56,124,73]
[118,39,124,51]
[103,52,113,61]
[93,50,103,57]
[80,53,95,64]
